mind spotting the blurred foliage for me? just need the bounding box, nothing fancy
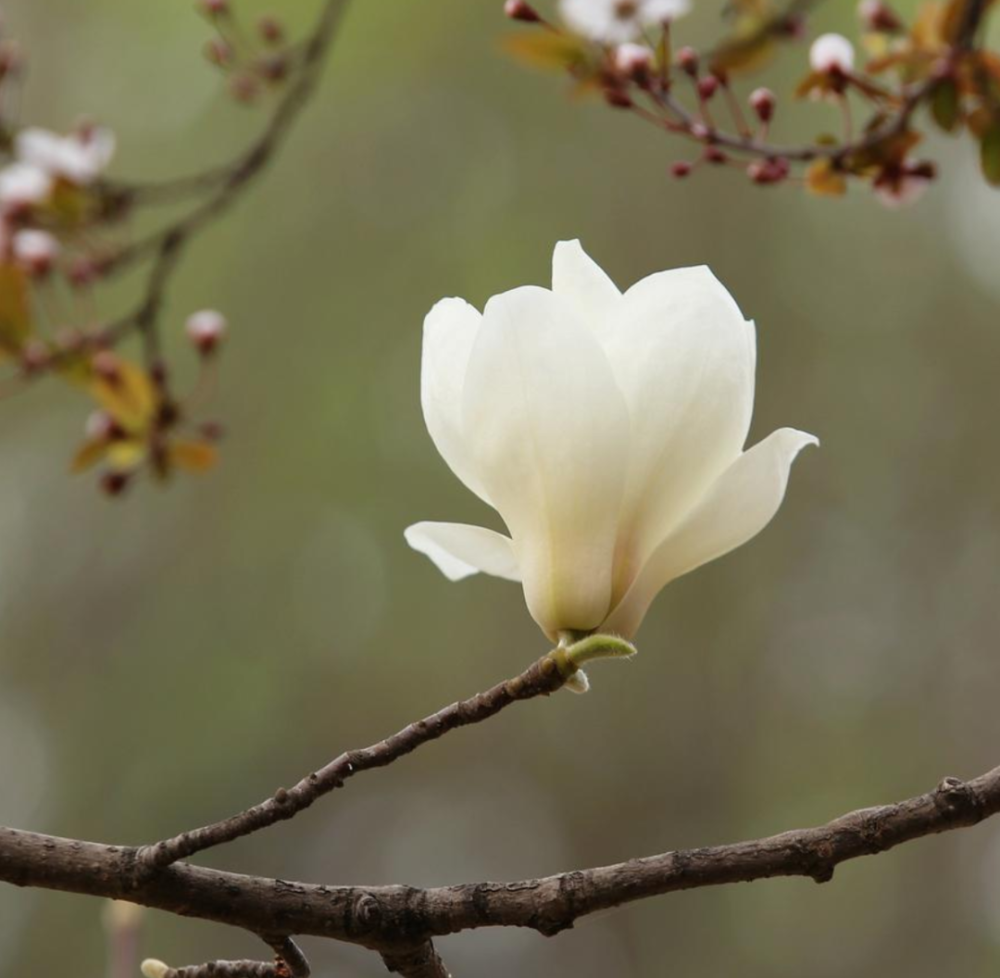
[1,1,1000,977]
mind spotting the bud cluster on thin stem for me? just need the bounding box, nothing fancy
[502,0,995,198]
[0,0,353,497]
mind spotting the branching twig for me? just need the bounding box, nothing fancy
[381,942,452,978]
[136,649,573,873]
[107,0,350,344]
[2,768,999,950]
[23,0,352,381]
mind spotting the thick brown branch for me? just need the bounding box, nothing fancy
[136,651,571,872]
[2,768,999,950]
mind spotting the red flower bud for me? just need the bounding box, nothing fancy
[503,0,541,22]
[676,46,699,77]
[749,87,776,123]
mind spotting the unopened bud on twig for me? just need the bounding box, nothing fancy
[670,160,693,178]
[809,33,854,75]
[504,0,541,22]
[676,45,698,76]
[229,74,260,103]
[101,470,132,497]
[205,38,233,67]
[604,87,633,108]
[13,229,59,277]
[258,54,289,82]
[614,43,653,80]
[197,0,228,15]
[858,0,902,32]
[749,87,775,123]
[258,15,284,44]
[697,75,719,100]
[186,309,227,355]
[747,157,790,185]
[141,959,171,978]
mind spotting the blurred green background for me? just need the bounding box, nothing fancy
[2,1,1000,976]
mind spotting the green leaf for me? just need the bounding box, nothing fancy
[931,79,960,133]
[980,123,1000,186]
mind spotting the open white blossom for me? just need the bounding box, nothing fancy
[0,162,52,209]
[560,0,691,45]
[405,240,817,640]
[15,126,116,185]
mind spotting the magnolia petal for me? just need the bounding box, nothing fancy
[462,285,631,638]
[421,297,491,503]
[551,239,621,337]
[604,427,817,637]
[404,522,520,582]
[601,266,757,590]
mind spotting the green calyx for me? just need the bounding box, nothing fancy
[549,633,638,694]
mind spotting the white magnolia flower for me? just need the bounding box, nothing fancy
[809,33,855,74]
[15,126,116,185]
[560,0,691,45]
[0,162,52,209]
[405,240,817,640]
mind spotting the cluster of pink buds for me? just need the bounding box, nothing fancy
[198,2,295,104]
[501,0,982,201]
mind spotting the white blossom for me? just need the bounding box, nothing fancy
[185,309,227,343]
[0,162,51,209]
[560,0,690,45]
[406,240,817,640]
[15,126,116,185]
[614,42,654,75]
[12,228,59,271]
[809,33,855,74]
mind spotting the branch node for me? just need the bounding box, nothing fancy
[380,941,451,978]
[934,775,982,821]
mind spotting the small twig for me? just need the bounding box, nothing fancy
[12,0,352,387]
[146,960,280,978]
[136,649,574,873]
[645,78,932,164]
[270,938,311,978]
[142,937,309,978]
[624,0,991,177]
[381,942,452,978]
